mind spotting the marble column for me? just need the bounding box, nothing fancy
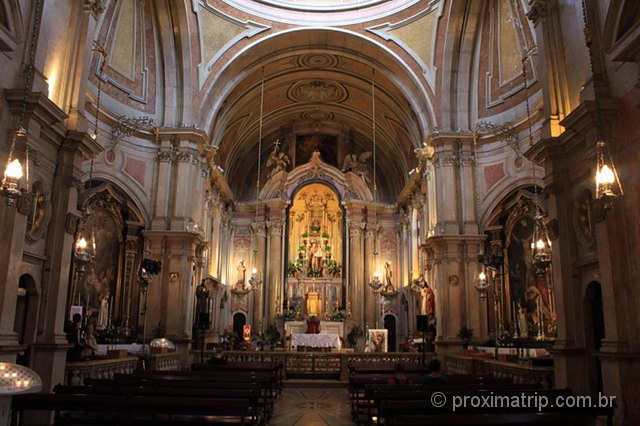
[152,141,174,229]
[32,133,99,391]
[348,221,365,328]
[266,220,284,324]
[251,221,266,326]
[364,226,376,328]
[0,198,28,361]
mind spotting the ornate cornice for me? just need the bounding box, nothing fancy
[84,0,106,17]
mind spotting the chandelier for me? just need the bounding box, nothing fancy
[521,54,552,276]
[1,0,43,206]
[582,0,623,214]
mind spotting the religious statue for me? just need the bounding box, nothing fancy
[384,261,395,292]
[423,284,435,318]
[341,151,373,183]
[307,241,324,273]
[195,279,210,317]
[97,290,109,330]
[236,260,246,290]
[517,303,529,338]
[266,139,290,178]
[414,141,434,172]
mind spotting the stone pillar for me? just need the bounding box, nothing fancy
[363,226,376,328]
[251,221,266,326]
[0,198,28,361]
[32,132,99,391]
[432,140,458,234]
[173,142,198,230]
[143,230,202,366]
[348,221,365,328]
[266,219,284,324]
[152,140,174,230]
[120,222,142,328]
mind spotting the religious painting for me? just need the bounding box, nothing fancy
[76,209,122,327]
[365,329,388,353]
[295,134,338,167]
[504,198,556,338]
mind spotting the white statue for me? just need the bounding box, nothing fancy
[97,290,110,330]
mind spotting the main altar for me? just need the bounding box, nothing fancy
[285,183,345,318]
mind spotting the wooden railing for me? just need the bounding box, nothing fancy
[445,354,554,387]
[65,357,138,385]
[193,351,431,381]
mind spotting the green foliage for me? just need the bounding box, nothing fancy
[321,232,330,239]
[283,309,297,321]
[324,245,332,252]
[331,310,347,322]
[301,232,309,238]
[265,325,281,347]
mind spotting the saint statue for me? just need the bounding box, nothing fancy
[423,284,435,318]
[195,279,210,316]
[97,290,109,330]
[236,260,246,290]
[384,261,395,292]
[307,242,324,273]
[518,303,529,338]
[266,139,290,178]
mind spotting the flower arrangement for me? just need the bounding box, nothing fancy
[331,309,347,322]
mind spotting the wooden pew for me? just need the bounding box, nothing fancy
[192,361,284,393]
[11,393,255,425]
[393,412,591,425]
[53,384,264,423]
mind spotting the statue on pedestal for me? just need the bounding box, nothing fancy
[236,260,246,290]
[97,290,110,330]
[384,261,395,293]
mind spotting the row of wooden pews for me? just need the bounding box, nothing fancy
[348,361,615,426]
[11,361,283,425]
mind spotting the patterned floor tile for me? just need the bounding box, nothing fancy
[270,387,353,425]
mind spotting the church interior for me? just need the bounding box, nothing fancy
[0,0,639,424]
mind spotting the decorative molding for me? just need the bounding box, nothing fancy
[192,0,270,88]
[367,0,444,91]
[287,80,348,103]
[83,0,106,16]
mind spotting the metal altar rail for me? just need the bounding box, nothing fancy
[193,351,430,381]
[445,354,555,387]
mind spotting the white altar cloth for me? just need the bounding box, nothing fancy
[291,333,341,349]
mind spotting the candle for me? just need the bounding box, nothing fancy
[23,380,29,387]
[15,380,22,387]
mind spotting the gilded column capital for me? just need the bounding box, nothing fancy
[266,220,284,237]
[157,147,174,163]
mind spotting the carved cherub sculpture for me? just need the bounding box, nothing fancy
[341,151,373,183]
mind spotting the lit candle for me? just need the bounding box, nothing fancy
[23,379,29,387]
[15,380,22,387]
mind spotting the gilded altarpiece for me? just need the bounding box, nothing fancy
[286,183,344,316]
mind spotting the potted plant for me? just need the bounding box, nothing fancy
[331,309,347,322]
[253,332,268,351]
[457,325,474,349]
[283,308,297,322]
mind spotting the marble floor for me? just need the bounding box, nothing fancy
[269,387,354,426]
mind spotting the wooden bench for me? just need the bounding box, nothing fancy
[11,393,255,425]
[53,384,265,423]
[393,412,591,425]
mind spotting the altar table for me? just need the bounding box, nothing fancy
[291,333,342,350]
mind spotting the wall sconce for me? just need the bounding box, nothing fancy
[368,270,382,292]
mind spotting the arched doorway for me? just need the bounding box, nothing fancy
[584,281,605,396]
[232,312,247,341]
[384,314,397,352]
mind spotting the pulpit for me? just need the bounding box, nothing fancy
[305,289,322,317]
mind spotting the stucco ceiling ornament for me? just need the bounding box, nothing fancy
[111,115,155,148]
[289,80,347,103]
[473,120,520,158]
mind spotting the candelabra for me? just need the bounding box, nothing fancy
[476,252,504,359]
